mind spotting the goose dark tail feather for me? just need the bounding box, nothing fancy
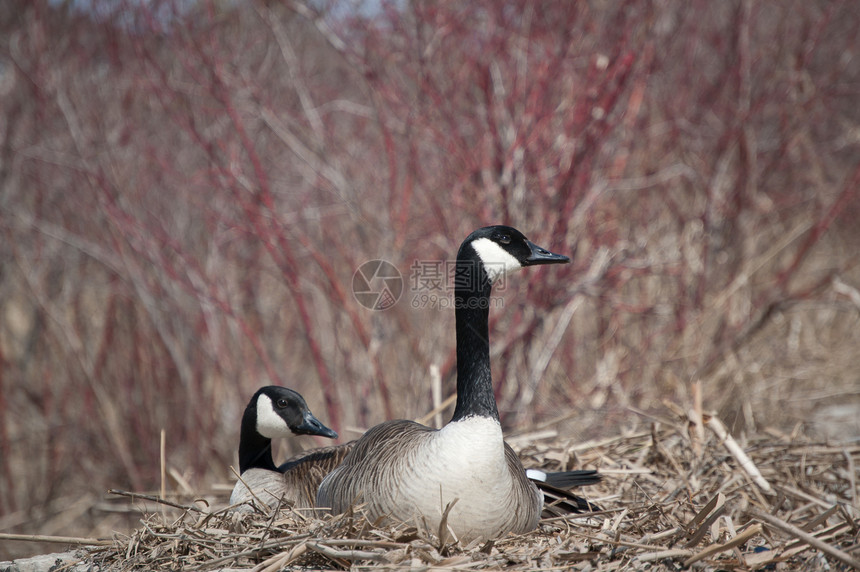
[537,480,602,515]
[542,469,601,489]
[527,469,602,515]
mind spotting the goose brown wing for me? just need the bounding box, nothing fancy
[315,420,436,513]
[278,442,356,508]
[502,442,545,532]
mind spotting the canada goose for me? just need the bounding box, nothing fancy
[317,225,598,541]
[229,386,340,512]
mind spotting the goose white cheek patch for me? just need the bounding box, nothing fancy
[471,238,522,284]
[255,394,290,439]
[526,469,547,482]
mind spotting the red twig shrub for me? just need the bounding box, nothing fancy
[0,0,857,552]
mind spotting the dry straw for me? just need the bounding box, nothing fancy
[5,409,858,571]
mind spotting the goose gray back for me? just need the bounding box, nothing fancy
[230,386,338,512]
[316,225,578,542]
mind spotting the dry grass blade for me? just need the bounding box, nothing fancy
[705,415,774,494]
[845,447,858,510]
[635,548,694,562]
[415,393,458,426]
[747,508,860,569]
[0,533,112,546]
[683,493,726,547]
[108,489,207,514]
[436,498,459,548]
[306,541,387,563]
[228,466,274,516]
[683,523,763,566]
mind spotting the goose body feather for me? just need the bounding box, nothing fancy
[231,443,353,510]
[318,417,541,540]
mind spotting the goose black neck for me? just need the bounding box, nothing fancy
[450,255,500,423]
[238,411,278,473]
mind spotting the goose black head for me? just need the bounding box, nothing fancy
[458,225,570,285]
[250,386,338,440]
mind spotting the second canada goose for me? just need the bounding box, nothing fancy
[229,386,340,512]
[317,225,598,541]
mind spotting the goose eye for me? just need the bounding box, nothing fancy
[276,398,288,409]
[498,234,511,245]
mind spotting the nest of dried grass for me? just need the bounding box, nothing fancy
[49,412,860,571]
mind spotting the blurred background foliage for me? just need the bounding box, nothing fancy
[0,0,858,557]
